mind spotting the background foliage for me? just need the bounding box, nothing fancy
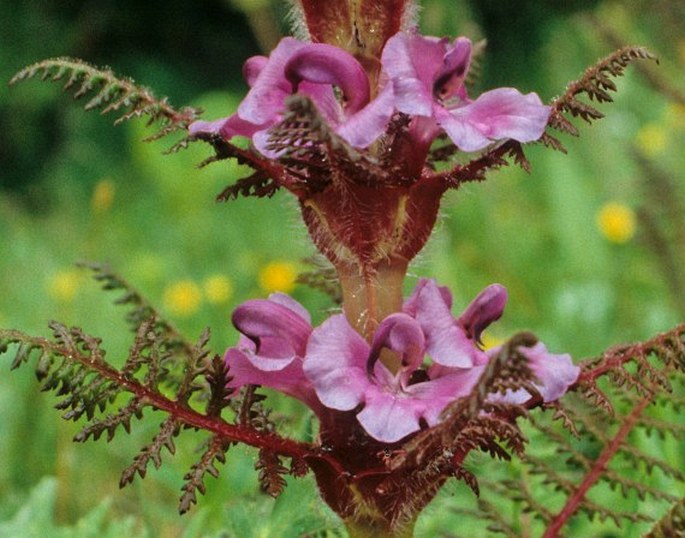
[1,0,683,536]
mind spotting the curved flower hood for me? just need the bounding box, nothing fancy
[190,37,394,154]
[224,292,322,412]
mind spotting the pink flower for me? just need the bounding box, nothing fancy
[190,37,394,154]
[491,342,580,404]
[225,292,322,412]
[225,280,579,444]
[381,32,551,152]
[303,280,509,443]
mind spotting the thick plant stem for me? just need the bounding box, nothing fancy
[337,257,408,371]
[345,516,415,538]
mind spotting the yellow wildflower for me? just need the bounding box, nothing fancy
[635,123,667,157]
[163,280,202,317]
[665,103,685,130]
[258,261,298,294]
[596,202,636,244]
[203,274,233,304]
[91,178,115,214]
[47,269,82,303]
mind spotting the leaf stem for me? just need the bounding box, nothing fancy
[542,395,652,537]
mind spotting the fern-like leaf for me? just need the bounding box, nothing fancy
[436,45,655,187]
[646,496,685,538]
[255,449,289,498]
[546,46,657,152]
[0,265,316,515]
[179,434,231,514]
[10,58,200,140]
[463,323,685,537]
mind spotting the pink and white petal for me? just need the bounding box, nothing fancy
[521,343,579,402]
[231,298,312,358]
[284,43,370,114]
[407,279,478,368]
[356,390,424,443]
[238,37,305,124]
[304,314,372,410]
[381,32,442,116]
[458,284,508,342]
[335,83,395,148]
[448,88,551,148]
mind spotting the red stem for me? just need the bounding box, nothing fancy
[65,345,315,460]
[542,395,652,537]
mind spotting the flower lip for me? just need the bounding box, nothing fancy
[366,313,425,376]
[403,278,482,368]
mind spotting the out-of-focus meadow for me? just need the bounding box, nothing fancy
[1,1,683,536]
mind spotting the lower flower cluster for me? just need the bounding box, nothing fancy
[225,279,579,443]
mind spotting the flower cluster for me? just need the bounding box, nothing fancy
[225,279,579,443]
[198,24,576,446]
[190,31,550,157]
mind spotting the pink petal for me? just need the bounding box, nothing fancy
[284,43,370,114]
[381,32,443,117]
[335,82,395,148]
[303,314,372,410]
[404,279,478,368]
[410,364,487,423]
[231,296,312,358]
[433,37,471,101]
[457,284,508,343]
[243,55,269,87]
[367,313,425,373]
[238,37,305,125]
[356,390,424,443]
[188,113,266,140]
[442,88,551,151]
[266,292,312,324]
[522,342,579,402]
[356,363,487,443]
[225,347,321,411]
[488,342,579,404]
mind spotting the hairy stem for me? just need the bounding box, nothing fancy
[337,258,407,372]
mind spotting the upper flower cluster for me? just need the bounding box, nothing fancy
[225,279,579,443]
[191,31,550,159]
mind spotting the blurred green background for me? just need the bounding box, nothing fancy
[1,0,684,536]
